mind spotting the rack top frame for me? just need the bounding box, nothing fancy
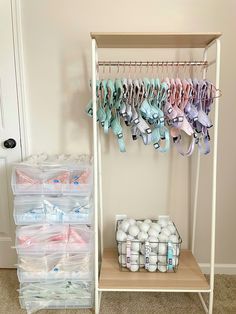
[90,32,221,49]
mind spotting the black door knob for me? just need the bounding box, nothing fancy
[3,138,17,149]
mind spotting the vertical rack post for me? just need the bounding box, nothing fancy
[98,129,104,256]
[191,48,208,254]
[92,38,100,314]
[196,38,221,314]
[209,38,221,314]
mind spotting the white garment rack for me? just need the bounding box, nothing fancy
[91,32,221,314]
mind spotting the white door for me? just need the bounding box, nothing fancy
[0,0,23,267]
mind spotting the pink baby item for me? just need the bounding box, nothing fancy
[170,78,193,138]
[164,78,177,120]
[17,225,88,252]
[16,169,70,185]
[16,170,40,185]
[69,227,86,243]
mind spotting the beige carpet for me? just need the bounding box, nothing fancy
[0,270,235,314]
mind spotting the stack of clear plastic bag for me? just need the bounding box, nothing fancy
[19,280,93,313]
[17,252,92,282]
[15,224,93,254]
[14,196,92,225]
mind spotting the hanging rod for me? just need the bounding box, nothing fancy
[98,61,208,67]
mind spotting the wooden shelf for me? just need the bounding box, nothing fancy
[99,248,210,291]
[90,32,221,49]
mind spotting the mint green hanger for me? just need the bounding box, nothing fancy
[150,80,170,152]
[110,79,126,152]
[111,115,126,152]
[152,127,161,150]
[120,78,128,117]
[143,77,151,98]
[149,78,155,100]
[148,78,159,122]
[140,78,159,123]
[97,80,107,126]
[86,80,100,118]
[158,126,170,152]
[86,99,93,118]
[131,79,140,123]
[123,78,133,125]
[114,79,123,110]
[155,78,161,102]
[103,79,114,134]
[158,81,169,109]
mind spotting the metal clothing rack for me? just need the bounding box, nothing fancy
[98,60,208,67]
[91,32,221,314]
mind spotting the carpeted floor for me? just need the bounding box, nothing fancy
[0,270,235,314]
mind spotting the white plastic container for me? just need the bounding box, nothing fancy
[11,164,93,196]
[19,280,93,311]
[13,196,92,225]
[15,224,93,254]
[17,252,93,282]
[20,298,93,311]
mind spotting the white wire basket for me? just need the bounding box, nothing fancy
[116,218,182,272]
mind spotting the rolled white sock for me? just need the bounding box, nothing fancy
[118,254,126,266]
[161,227,171,237]
[130,263,139,272]
[148,236,158,248]
[148,228,159,238]
[158,264,167,272]
[139,254,145,267]
[169,235,178,243]
[131,241,140,252]
[138,231,148,241]
[139,222,150,233]
[128,225,139,237]
[130,251,139,262]
[148,264,157,272]
[150,223,161,234]
[149,252,158,264]
[127,218,136,226]
[119,220,130,233]
[158,243,167,255]
[116,230,127,241]
[158,233,169,242]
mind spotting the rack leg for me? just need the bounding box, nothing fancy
[208,38,221,314]
[94,291,102,314]
[191,150,200,254]
[92,38,100,314]
[191,47,207,254]
[98,128,104,256]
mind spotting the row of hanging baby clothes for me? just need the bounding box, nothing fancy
[86,77,217,156]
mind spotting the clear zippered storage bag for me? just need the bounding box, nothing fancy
[14,196,92,225]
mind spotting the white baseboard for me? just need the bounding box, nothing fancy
[199,263,236,274]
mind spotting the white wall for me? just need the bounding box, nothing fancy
[20,0,236,265]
